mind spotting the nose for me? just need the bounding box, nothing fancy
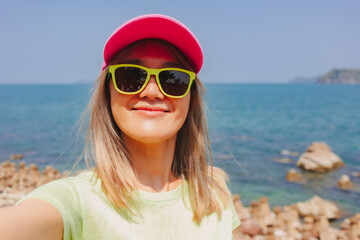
[138,75,165,100]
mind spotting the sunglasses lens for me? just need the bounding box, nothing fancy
[159,70,191,96]
[114,67,147,92]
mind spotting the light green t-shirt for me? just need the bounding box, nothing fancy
[18,171,240,240]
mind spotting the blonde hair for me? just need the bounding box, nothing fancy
[83,39,231,223]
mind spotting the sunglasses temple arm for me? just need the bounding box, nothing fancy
[106,72,112,81]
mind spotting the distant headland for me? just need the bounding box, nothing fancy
[289,68,360,84]
[317,68,360,84]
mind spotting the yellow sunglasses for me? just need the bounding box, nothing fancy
[108,64,196,98]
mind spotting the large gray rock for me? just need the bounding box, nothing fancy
[296,142,344,172]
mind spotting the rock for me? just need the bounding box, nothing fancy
[286,205,301,228]
[250,201,261,223]
[284,213,299,240]
[239,219,263,237]
[296,142,344,172]
[356,213,360,228]
[338,175,353,190]
[232,194,251,221]
[273,206,286,230]
[296,196,341,220]
[301,216,316,237]
[9,154,24,160]
[0,172,6,192]
[271,157,293,164]
[28,164,41,187]
[351,172,360,178]
[253,236,266,240]
[340,218,351,231]
[286,168,302,182]
[259,197,274,226]
[265,224,276,240]
[349,217,360,240]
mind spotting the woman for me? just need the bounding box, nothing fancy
[0,14,241,239]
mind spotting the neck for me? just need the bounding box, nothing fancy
[123,134,182,192]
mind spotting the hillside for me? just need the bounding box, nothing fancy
[317,69,360,84]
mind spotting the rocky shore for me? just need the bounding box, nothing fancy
[1,159,360,239]
[233,194,360,240]
[0,161,65,207]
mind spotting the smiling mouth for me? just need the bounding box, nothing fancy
[132,108,169,113]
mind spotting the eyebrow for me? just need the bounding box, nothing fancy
[121,59,183,68]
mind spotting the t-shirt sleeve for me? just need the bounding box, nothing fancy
[16,177,82,240]
[230,200,241,230]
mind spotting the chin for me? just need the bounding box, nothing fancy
[133,131,177,144]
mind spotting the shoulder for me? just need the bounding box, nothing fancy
[21,171,96,198]
[16,171,99,215]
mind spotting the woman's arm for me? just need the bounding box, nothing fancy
[0,199,63,240]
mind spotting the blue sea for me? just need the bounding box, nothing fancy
[1,84,359,219]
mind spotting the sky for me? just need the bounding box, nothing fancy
[0,0,359,84]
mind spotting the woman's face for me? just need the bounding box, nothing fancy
[109,41,191,144]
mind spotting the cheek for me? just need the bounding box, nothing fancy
[175,94,191,124]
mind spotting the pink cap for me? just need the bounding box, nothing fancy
[102,14,203,73]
